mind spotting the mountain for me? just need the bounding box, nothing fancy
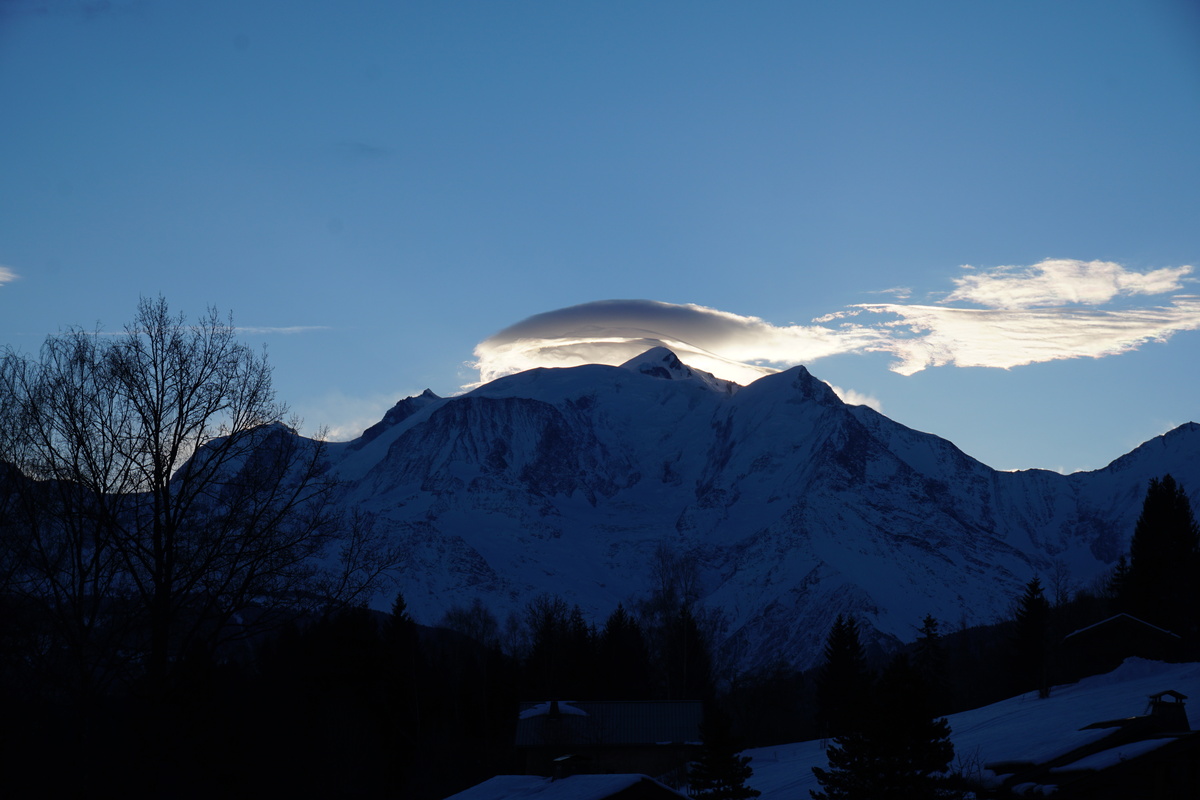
[321,348,1200,672]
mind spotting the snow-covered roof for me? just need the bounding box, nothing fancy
[1048,736,1173,773]
[514,700,703,748]
[742,658,1200,800]
[520,701,590,720]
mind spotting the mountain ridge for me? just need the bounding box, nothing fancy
[323,350,1199,671]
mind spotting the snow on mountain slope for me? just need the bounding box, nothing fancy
[321,350,1200,672]
[619,346,741,394]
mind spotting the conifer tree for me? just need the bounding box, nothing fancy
[384,591,422,755]
[1121,474,1200,637]
[1012,577,1051,698]
[564,603,598,696]
[914,614,949,713]
[1106,555,1131,607]
[524,593,571,696]
[523,594,598,696]
[815,614,871,738]
[663,603,713,700]
[597,604,652,699]
[811,653,957,800]
[689,705,761,800]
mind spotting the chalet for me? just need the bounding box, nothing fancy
[514,700,703,788]
[1062,614,1183,679]
[980,689,1200,798]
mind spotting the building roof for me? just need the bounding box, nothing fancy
[1063,613,1181,642]
[982,685,1195,796]
[741,658,1200,799]
[515,701,703,749]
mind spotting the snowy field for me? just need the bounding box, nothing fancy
[743,658,1200,799]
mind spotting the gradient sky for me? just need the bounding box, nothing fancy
[2,0,1198,473]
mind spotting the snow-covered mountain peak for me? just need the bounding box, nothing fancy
[306,354,1200,673]
[619,346,690,376]
[618,346,740,394]
[735,362,842,410]
[1090,421,1200,478]
[352,388,443,449]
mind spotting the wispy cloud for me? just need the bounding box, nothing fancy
[75,323,330,338]
[235,325,330,335]
[0,266,20,286]
[470,259,1200,391]
[869,286,913,301]
[942,259,1191,309]
[839,297,1200,375]
[826,384,883,411]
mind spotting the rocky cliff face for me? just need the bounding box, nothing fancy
[321,348,1200,671]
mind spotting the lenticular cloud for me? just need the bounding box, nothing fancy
[469,259,1200,388]
[470,299,884,387]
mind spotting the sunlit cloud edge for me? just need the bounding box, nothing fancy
[466,259,1200,397]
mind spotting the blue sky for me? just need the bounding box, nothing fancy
[2,0,1198,473]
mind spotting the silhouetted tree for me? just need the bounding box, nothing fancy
[565,603,599,694]
[811,653,957,800]
[1012,577,1052,698]
[0,297,396,703]
[440,597,501,649]
[635,541,715,698]
[1120,475,1200,638]
[524,593,597,696]
[689,704,761,800]
[816,614,872,738]
[384,591,423,781]
[663,602,714,700]
[252,607,394,796]
[385,591,416,640]
[597,603,652,699]
[724,665,810,746]
[1106,555,1131,606]
[913,614,949,713]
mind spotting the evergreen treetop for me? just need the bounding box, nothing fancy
[689,705,761,800]
[811,653,958,800]
[1122,474,1200,637]
[1012,576,1052,698]
[816,614,872,738]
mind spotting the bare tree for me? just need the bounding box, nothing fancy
[440,597,501,649]
[1047,559,1075,608]
[650,539,703,610]
[0,297,395,698]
